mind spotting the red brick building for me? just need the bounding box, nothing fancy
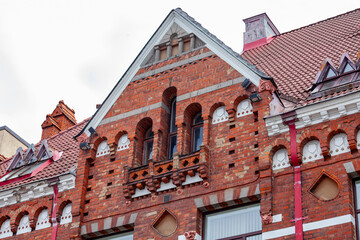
[1,7,360,240]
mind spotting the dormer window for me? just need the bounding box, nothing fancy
[309,54,360,98]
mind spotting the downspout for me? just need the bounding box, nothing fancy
[48,178,59,240]
[282,111,304,240]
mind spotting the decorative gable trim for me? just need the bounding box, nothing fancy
[6,148,23,172]
[77,9,267,138]
[36,140,53,161]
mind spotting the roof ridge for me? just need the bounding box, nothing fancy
[277,8,360,37]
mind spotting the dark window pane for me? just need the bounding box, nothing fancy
[170,99,177,133]
[169,135,177,159]
[193,127,203,152]
[144,140,153,164]
[194,113,203,125]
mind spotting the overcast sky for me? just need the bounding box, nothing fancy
[1,0,359,144]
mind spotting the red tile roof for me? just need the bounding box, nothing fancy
[0,119,88,190]
[241,8,360,106]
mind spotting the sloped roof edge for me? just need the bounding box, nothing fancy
[75,8,271,138]
[0,126,30,147]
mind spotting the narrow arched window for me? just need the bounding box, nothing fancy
[192,113,203,152]
[143,127,154,164]
[168,98,177,159]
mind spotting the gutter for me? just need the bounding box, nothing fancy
[48,178,59,240]
[282,111,304,240]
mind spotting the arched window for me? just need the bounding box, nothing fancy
[192,113,203,152]
[168,98,177,159]
[143,127,154,165]
[60,203,72,225]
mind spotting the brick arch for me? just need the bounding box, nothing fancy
[133,117,154,167]
[327,128,347,145]
[298,132,321,155]
[162,86,177,109]
[58,200,72,218]
[182,103,202,155]
[0,215,10,227]
[233,95,250,111]
[209,102,225,119]
[93,136,108,152]
[115,130,128,146]
[32,206,50,229]
[13,210,30,232]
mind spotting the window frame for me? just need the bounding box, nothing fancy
[202,203,262,240]
[191,112,204,153]
[168,97,177,159]
[143,127,154,165]
[353,180,360,240]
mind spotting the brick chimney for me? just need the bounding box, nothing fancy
[41,100,77,140]
[243,13,280,51]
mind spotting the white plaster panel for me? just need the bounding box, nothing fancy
[357,130,360,149]
[330,133,350,156]
[117,134,130,151]
[0,219,12,238]
[60,203,72,225]
[302,140,323,163]
[272,149,290,170]
[236,99,252,118]
[35,209,51,230]
[157,181,176,192]
[182,173,202,186]
[17,214,31,235]
[212,106,229,124]
[96,140,110,157]
[132,187,151,198]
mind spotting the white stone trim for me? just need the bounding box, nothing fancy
[0,219,12,238]
[17,214,31,235]
[302,140,323,163]
[132,187,151,198]
[236,99,253,118]
[35,209,51,230]
[272,149,290,170]
[272,214,282,223]
[212,106,229,124]
[262,214,355,240]
[0,174,75,208]
[182,173,203,186]
[117,134,130,151]
[96,140,110,157]
[329,133,350,156]
[265,91,360,136]
[357,130,360,149]
[60,203,72,225]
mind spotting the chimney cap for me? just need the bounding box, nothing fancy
[243,13,280,35]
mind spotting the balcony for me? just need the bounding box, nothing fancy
[123,145,209,199]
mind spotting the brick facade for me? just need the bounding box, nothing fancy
[1,7,360,240]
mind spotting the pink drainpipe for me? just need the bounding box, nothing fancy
[51,184,59,240]
[283,112,304,240]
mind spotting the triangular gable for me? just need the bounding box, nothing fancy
[36,140,53,161]
[338,53,356,74]
[314,58,338,84]
[6,147,23,172]
[77,8,270,137]
[23,144,37,165]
